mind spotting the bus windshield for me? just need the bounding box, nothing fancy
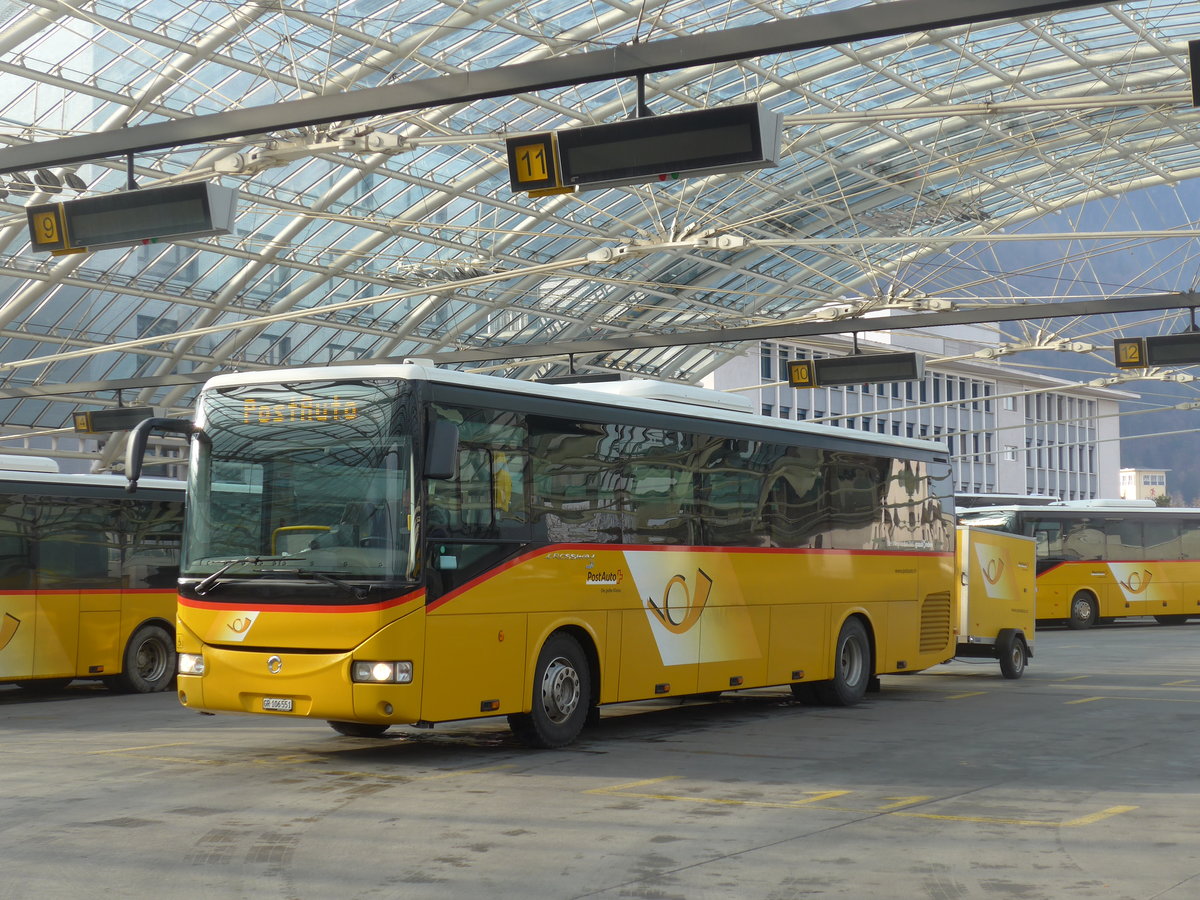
[957,509,1018,532]
[183,379,414,582]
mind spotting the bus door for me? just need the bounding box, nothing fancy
[0,526,34,680]
[1105,519,1182,618]
[1028,516,1105,620]
[423,439,532,721]
[34,500,123,679]
[119,497,182,644]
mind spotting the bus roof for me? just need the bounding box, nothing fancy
[961,499,1200,516]
[201,363,949,457]
[0,468,184,493]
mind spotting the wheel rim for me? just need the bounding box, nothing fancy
[1072,596,1094,623]
[839,634,866,686]
[540,656,581,724]
[1008,645,1023,670]
[134,638,169,682]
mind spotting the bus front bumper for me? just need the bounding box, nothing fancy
[177,646,422,725]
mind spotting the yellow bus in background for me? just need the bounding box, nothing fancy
[959,500,1200,629]
[0,464,183,693]
[130,364,962,748]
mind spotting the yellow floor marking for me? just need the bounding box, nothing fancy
[587,779,1137,828]
[89,742,192,754]
[946,692,986,700]
[1163,680,1196,686]
[1055,675,1092,682]
[877,796,934,811]
[892,805,1137,828]
[1066,697,1105,704]
[586,778,850,810]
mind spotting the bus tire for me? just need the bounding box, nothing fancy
[1067,593,1098,630]
[108,623,176,693]
[327,721,391,737]
[814,617,871,707]
[997,630,1027,679]
[508,632,591,749]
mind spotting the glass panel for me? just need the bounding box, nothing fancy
[35,497,122,589]
[1143,519,1180,561]
[185,379,414,581]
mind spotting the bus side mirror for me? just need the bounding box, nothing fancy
[125,417,194,492]
[425,420,459,480]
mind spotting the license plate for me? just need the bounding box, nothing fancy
[262,697,293,712]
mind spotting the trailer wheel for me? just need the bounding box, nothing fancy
[997,631,1027,679]
[1067,592,1098,630]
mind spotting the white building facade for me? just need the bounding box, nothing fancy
[702,324,1127,499]
[1120,467,1169,501]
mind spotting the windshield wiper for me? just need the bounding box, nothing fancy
[303,571,368,601]
[193,556,294,595]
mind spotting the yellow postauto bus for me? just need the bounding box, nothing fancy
[128,364,960,747]
[0,464,183,693]
[959,500,1200,629]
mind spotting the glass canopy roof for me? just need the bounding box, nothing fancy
[0,0,1198,470]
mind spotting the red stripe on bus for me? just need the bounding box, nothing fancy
[424,543,954,612]
[178,589,425,615]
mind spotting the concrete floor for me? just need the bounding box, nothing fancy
[3,619,1199,899]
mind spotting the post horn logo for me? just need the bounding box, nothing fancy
[0,612,19,651]
[981,557,1005,585]
[228,617,253,634]
[647,568,713,635]
[1118,569,1153,594]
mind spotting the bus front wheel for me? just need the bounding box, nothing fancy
[509,632,591,749]
[107,623,176,693]
[1067,593,1098,630]
[814,617,871,707]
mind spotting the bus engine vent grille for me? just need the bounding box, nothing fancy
[920,592,952,653]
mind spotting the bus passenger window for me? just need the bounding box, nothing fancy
[1143,520,1181,561]
[1025,519,1062,559]
[762,448,827,549]
[1105,520,1144,561]
[1180,519,1200,560]
[1062,519,1103,561]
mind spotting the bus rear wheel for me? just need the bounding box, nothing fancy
[814,617,871,707]
[107,623,176,693]
[1067,593,1098,630]
[509,632,591,749]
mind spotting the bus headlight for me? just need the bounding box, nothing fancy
[352,661,413,684]
[178,653,205,676]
